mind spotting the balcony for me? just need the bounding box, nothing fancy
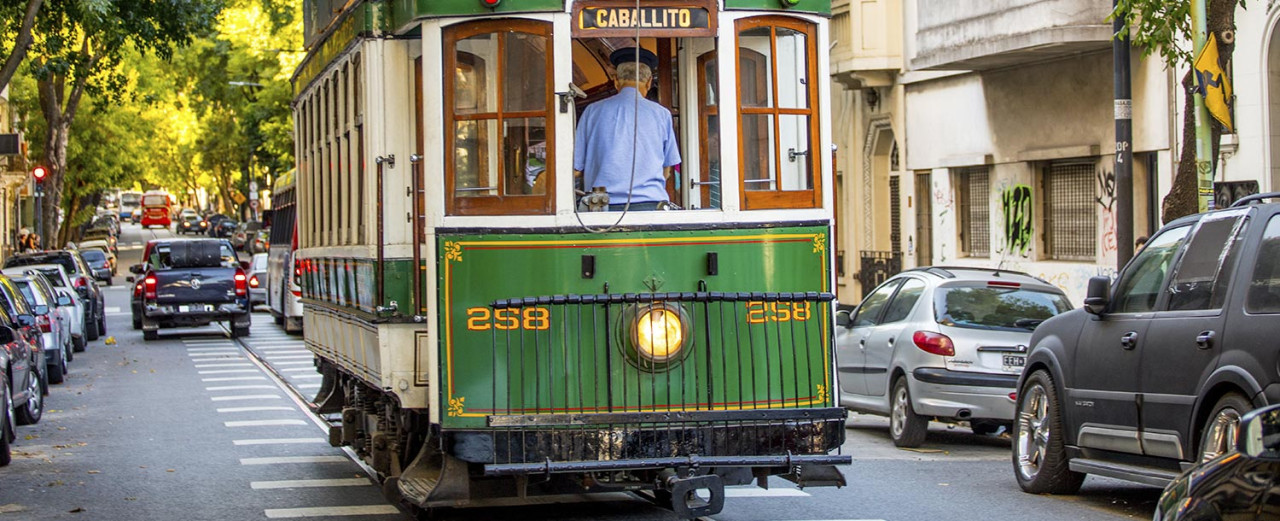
[911,0,1112,71]
[830,0,904,89]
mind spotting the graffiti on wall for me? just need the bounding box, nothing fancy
[1001,184,1033,257]
[1097,169,1117,256]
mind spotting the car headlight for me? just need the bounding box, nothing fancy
[620,303,691,369]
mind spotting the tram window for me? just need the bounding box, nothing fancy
[736,17,820,210]
[445,20,554,216]
[697,52,721,209]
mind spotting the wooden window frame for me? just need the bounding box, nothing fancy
[443,19,556,216]
[734,16,821,210]
[696,51,719,209]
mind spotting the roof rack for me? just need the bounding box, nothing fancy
[903,266,1034,279]
[1230,192,1280,208]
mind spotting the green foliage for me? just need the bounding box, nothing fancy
[1111,0,1245,67]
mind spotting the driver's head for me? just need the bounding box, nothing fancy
[614,61,652,91]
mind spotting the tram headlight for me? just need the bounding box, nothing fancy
[622,303,691,368]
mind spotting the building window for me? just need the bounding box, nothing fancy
[736,16,821,210]
[444,19,554,216]
[1043,161,1097,261]
[956,167,989,258]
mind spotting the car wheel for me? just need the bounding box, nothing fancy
[47,348,67,385]
[72,334,85,353]
[85,314,100,341]
[132,313,141,330]
[0,374,13,467]
[65,339,73,362]
[143,329,158,341]
[890,377,927,447]
[1012,369,1084,494]
[1199,393,1250,463]
[97,313,107,335]
[14,368,43,425]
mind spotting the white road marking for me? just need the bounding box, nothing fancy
[185,340,235,345]
[225,419,308,428]
[203,376,267,382]
[256,347,308,352]
[250,478,370,490]
[217,406,295,413]
[194,363,254,368]
[233,438,326,446]
[722,487,811,498]
[240,455,349,465]
[206,385,279,391]
[268,361,314,366]
[295,383,321,389]
[289,374,323,379]
[210,394,281,402]
[186,347,238,352]
[280,367,320,373]
[251,341,306,346]
[265,355,314,360]
[199,369,261,375]
[104,306,122,313]
[263,505,400,518]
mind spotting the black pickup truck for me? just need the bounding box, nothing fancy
[129,239,251,340]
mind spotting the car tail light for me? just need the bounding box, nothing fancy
[133,281,143,297]
[74,276,87,289]
[988,281,1021,288]
[1008,392,1018,402]
[144,275,158,300]
[234,269,248,297]
[36,314,51,333]
[912,331,955,357]
[293,259,302,286]
[249,275,260,288]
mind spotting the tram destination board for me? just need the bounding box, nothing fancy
[573,0,716,37]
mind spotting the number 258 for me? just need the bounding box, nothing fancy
[466,307,550,331]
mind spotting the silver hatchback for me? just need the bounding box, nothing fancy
[835,267,1072,447]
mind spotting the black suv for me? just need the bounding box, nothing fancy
[4,251,105,341]
[1013,193,1280,493]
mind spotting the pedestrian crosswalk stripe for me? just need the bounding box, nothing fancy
[289,374,323,379]
[250,478,370,490]
[206,385,278,391]
[187,347,238,352]
[240,455,349,465]
[199,369,261,375]
[185,340,235,345]
[211,394,282,401]
[281,367,320,373]
[203,376,267,382]
[217,406,294,413]
[295,383,321,389]
[233,438,326,446]
[225,419,308,428]
[268,361,314,366]
[264,505,400,518]
[265,355,313,360]
[194,362,254,368]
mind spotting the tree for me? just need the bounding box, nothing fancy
[25,0,221,244]
[0,0,43,94]
[1113,0,1242,223]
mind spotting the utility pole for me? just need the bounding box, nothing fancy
[1113,0,1134,269]
[1191,0,1214,212]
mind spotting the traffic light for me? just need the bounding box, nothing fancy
[31,165,47,183]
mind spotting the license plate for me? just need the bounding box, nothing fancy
[1002,354,1026,371]
[178,305,189,313]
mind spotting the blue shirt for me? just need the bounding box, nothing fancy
[573,87,681,205]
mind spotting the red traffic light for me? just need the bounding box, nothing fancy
[31,165,47,182]
[479,0,500,7]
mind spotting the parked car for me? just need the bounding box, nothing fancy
[3,251,104,342]
[130,207,141,223]
[0,278,47,466]
[177,213,207,235]
[835,267,1072,447]
[1013,193,1280,494]
[210,218,238,238]
[203,213,231,236]
[77,239,117,274]
[1153,404,1280,521]
[2,266,87,352]
[81,229,117,256]
[247,229,270,255]
[230,221,263,251]
[128,239,252,340]
[78,249,113,286]
[7,274,71,384]
[248,252,268,307]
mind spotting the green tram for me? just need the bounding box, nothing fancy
[290,0,848,516]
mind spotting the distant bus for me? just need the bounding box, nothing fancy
[139,191,172,228]
[119,191,142,221]
[265,170,302,333]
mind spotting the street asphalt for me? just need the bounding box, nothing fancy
[0,222,1164,521]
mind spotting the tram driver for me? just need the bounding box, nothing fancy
[573,47,682,211]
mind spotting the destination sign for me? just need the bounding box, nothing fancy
[574,4,715,37]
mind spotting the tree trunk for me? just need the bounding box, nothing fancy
[0,0,43,94]
[1161,0,1238,224]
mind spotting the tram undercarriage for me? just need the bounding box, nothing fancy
[313,359,846,518]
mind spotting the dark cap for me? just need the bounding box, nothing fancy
[609,47,658,70]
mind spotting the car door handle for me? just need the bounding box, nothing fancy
[1196,330,1216,349]
[858,339,866,349]
[1120,332,1138,350]
[887,338,895,347]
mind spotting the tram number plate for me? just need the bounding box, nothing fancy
[1002,354,1025,372]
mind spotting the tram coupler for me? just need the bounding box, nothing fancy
[660,472,724,519]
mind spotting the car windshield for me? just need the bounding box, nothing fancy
[6,255,76,275]
[934,285,1072,332]
[142,194,168,206]
[81,250,107,264]
[252,254,268,271]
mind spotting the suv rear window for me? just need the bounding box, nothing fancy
[5,254,76,275]
[935,285,1071,332]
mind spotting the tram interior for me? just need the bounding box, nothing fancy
[450,31,814,212]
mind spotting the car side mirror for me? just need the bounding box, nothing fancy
[1083,276,1111,315]
[835,309,852,329]
[126,276,135,283]
[130,263,144,275]
[1238,404,1280,460]
[57,295,72,307]
[240,260,251,270]
[33,305,49,316]
[0,326,14,344]
[16,314,35,328]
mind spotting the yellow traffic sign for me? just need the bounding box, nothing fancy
[231,191,247,204]
[1194,33,1233,132]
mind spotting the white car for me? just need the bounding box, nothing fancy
[2,265,87,352]
[9,274,73,383]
